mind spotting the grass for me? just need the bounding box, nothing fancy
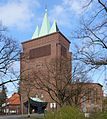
[88,112,107,119]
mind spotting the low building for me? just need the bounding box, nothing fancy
[64,83,103,113]
[80,83,103,112]
[2,93,21,114]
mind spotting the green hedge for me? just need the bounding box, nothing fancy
[44,106,85,119]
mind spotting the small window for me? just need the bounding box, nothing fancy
[61,45,67,57]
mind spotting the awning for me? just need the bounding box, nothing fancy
[24,97,48,114]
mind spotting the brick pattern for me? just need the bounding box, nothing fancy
[20,32,71,113]
[29,44,51,59]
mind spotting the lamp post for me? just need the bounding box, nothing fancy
[27,58,31,118]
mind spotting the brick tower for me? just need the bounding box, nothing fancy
[20,9,71,113]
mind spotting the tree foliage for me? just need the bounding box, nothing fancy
[0,85,7,107]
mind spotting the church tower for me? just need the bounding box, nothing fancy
[20,9,71,113]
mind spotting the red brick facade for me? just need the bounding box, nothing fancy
[20,32,71,113]
[20,31,103,114]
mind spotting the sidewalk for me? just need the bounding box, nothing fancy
[0,113,44,119]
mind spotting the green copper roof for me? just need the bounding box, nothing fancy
[49,20,59,34]
[32,25,39,39]
[39,9,50,37]
[30,97,44,102]
[32,9,59,39]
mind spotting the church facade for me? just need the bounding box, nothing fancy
[20,10,103,114]
[20,9,71,113]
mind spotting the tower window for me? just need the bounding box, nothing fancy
[61,45,67,57]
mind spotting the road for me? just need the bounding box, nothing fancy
[0,114,44,119]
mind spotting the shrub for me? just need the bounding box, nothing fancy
[44,106,85,119]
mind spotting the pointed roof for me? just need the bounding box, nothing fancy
[49,20,59,34]
[7,93,20,105]
[32,25,39,39]
[32,9,59,39]
[39,9,50,37]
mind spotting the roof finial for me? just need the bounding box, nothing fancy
[45,3,47,12]
[39,5,50,37]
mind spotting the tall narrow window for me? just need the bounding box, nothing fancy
[61,45,67,57]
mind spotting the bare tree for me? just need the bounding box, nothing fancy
[0,24,20,85]
[20,53,37,115]
[20,53,100,112]
[32,58,72,107]
[20,73,35,115]
[70,1,106,110]
[70,62,93,108]
[0,84,7,114]
[31,58,94,108]
[0,79,20,86]
[73,0,107,67]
